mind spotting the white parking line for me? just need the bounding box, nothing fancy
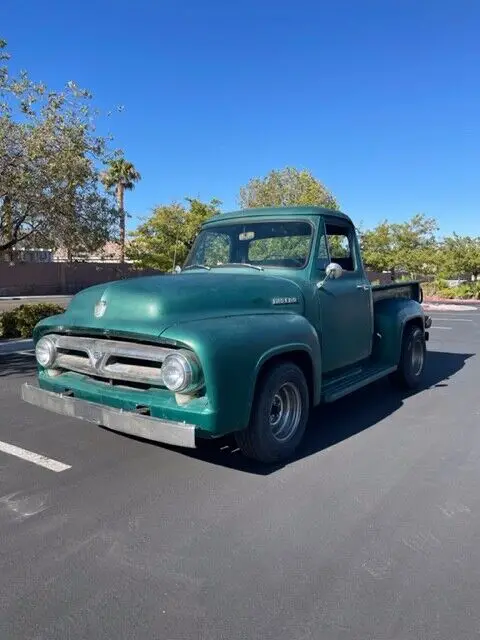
[0,441,71,472]
[432,326,452,330]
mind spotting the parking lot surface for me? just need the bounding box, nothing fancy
[0,296,72,312]
[0,310,479,639]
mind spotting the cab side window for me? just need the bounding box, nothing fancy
[324,222,356,272]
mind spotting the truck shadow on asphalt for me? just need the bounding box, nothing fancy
[180,350,474,475]
[1,350,474,476]
[0,353,37,378]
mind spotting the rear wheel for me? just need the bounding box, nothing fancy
[391,324,426,389]
[235,362,309,463]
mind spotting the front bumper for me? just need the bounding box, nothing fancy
[21,383,196,448]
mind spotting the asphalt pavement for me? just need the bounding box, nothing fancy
[0,310,479,639]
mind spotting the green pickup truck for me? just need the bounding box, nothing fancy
[22,206,431,463]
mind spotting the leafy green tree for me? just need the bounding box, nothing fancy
[439,234,480,280]
[238,167,339,210]
[39,187,117,261]
[360,214,439,278]
[127,197,221,271]
[0,39,119,260]
[360,221,395,273]
[393,214,439,276]
[101,157,141,263]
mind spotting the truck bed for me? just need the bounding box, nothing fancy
[371,280,422,304]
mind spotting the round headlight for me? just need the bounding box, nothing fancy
[35,336,56,368]
[161,351,201,393]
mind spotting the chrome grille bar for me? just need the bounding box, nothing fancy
[48,334,174,386]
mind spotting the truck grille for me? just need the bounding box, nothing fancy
[48,335,174,387]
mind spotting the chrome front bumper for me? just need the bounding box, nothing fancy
[21,383,196,448]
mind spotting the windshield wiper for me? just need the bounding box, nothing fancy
[183,264,211,271]
[214,262,264,271]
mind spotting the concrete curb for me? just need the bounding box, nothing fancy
[423,303,478,312]
[423,297,480,312]
[424,297,480,305]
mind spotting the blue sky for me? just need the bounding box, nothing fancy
[4,0,479,236]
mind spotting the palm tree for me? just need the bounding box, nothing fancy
[101,158,141,263]
[2,194,14,262]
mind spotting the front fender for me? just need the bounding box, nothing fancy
[161,313,321,435]
[373,298,425,365]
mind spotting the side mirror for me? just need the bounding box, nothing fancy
[325,262,343,280]
[316,262,343,289]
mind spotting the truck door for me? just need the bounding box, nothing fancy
[315,218,373,373]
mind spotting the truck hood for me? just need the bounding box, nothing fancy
[58,272,304,340]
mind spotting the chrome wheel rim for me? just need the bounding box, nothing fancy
[411,339,424,376]
[269,382,302,442]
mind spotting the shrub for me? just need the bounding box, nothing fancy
[455,283,475,299]
[422,279,449,296]
[0,303,65,339]
[0,310,18,339]
[422,279,480,299]
[435,287,456,299]
[422,282,439,297]
[421,282,435,297]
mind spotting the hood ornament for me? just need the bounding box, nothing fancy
[94,299,107,318]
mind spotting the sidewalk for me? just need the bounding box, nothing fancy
[0,295,71,313]
[424,296,480,305]
[423,296,480,312]
[423,303,478,312]
[0,295,70,301]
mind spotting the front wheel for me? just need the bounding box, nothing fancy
[235,362,309,463]
[390,324,426,390]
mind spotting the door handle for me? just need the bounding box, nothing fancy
[357,284,370,291]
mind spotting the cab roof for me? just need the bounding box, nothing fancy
[203,206,353,226]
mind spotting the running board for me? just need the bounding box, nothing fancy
[321,364,397,403]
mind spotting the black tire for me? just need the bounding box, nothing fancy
[235,362,309,463]
[390,324,426,390]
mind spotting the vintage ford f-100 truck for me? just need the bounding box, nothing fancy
[22,206,431,463]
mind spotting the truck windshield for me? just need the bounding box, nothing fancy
[184,220,313,270]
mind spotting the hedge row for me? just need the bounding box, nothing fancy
[422,280,480,300]
[0,303,65,339]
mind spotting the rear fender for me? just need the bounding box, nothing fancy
[373,298,425,365]
[161,313,321,435]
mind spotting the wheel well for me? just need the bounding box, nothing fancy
[403,316,424,335]
[256,350,314,406]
